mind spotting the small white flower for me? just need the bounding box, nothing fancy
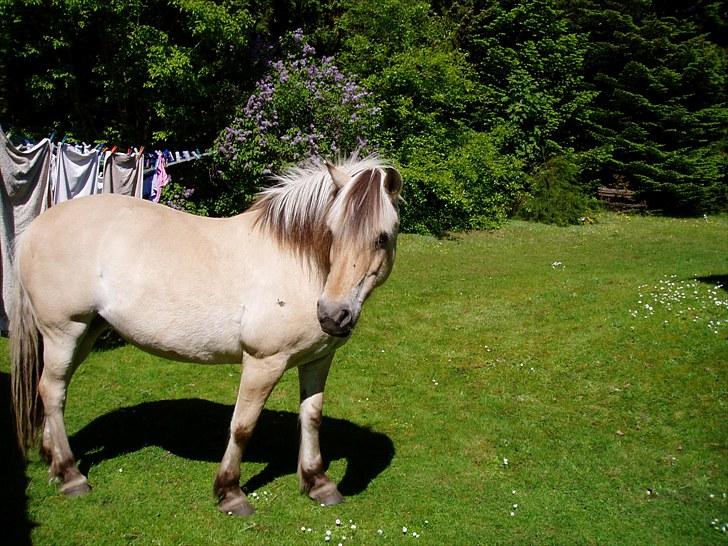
[335,519,341,526]
[325,536,331,542]
[326,530,332,536]
[403,527,408,534]
[301,527,306,532]
[351,524,357,530]
[502,457,509,466]
[378,529,383,535]
[510,511,515,517]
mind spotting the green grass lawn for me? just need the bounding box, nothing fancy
[2,213,727,545]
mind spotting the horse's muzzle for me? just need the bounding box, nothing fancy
[317,300,354,338]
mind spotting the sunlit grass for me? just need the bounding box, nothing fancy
[1,213,726,544]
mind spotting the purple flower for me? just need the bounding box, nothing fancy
[216,35,381,178]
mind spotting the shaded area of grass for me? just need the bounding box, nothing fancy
[0,213,726,544]
[0,372,33,545]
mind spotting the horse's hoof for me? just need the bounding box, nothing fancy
[61,481,92,497]
[218,497,255,517]
[309,483,344,506]
[316,490,344,506]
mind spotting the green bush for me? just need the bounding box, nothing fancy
[518,155,596,226]
[399,130,525,235]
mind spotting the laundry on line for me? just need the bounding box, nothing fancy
[0,125,210,331]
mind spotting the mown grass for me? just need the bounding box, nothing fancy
[1,213,726,545]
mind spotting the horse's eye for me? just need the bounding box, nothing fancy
[375,232,389,249]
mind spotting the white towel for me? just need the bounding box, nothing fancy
[0,127,52,330]
[52,143,100,204]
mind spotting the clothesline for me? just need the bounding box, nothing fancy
[7,131,210,175]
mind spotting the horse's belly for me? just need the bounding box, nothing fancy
[108,312,244,364]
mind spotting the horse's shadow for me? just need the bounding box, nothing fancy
[0,372,33,545]
[695,274,728,293]
[71,398,394,496]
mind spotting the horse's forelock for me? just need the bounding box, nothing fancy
[328,166,398,248]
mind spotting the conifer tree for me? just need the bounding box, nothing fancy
[565,0,727,213]
[453,0,596,166]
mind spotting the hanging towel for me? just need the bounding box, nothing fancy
[102,151,144,197]
[0,127,52,330]
[52,142,100,204]
[151,152,170,203]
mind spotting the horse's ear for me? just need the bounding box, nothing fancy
[325,160,349,190]
[383,167,402,197]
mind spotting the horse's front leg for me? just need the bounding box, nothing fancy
[214,353,286,516]
[298,354,343,506]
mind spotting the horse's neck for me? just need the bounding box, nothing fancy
[231,209,328,290]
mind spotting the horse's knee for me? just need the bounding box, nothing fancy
[231,422,255,446]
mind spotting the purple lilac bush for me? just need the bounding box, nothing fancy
[211,32,383,215]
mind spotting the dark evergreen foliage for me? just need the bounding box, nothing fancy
[566,0,728,214]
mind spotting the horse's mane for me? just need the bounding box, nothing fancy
[249,155,397,275]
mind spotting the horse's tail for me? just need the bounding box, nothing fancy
[9,262,43,458]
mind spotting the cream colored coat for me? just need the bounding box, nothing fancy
[10,157,402,516]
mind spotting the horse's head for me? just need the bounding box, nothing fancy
[317,161,402,338]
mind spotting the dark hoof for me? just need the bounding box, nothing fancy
[218,495,255,517]
[61,480,92,497]
[316,489,344,506]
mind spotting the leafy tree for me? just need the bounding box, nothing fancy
[336,0,482,147]
[0,0,254,145]
[518,155,596,226]
[334,0,525,233]
[400,130,525,234]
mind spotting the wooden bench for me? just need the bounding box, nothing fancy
[597,186,647,213]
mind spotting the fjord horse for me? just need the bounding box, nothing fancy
[10,156,401,515]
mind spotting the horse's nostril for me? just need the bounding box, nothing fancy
[337,308,352,328]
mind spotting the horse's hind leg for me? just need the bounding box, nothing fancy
[298,355,343,506]
[39,318,105,496]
